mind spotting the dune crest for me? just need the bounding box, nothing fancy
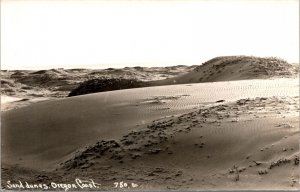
[1,77,299,190]
[154,56,299,85]
[67,56,299,96]
[1,56,299,190]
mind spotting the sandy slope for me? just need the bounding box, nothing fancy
[153,56,299,86]
[1,66,193,100]
[1,95,23,104]
[1,66,193,111]
[60,56,300,97]
[3,56,298,102]
[1,78,299,190]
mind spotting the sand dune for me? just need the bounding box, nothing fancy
[2,78,299,190]
[153,56,299,86]
[1,65,192,98]
[1,56,298,103]
[65,56,300,97]
[1,57,299,190]
[1,66,193,110]
[1,95,23,104]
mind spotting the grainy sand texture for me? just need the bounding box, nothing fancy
[1,56,299,191]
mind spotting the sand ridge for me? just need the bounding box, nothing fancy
[1,56,299,190]
[153,56,299,86]
[1,65,194,111]
[1,65,194,101]
[2,79,298,165]
[2,96,298,190]
[59,96,300,190]
[62,56,300,97]
[1,77,299,190]
[1,56,298,110]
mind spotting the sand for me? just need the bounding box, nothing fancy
[153,56,299,86]
[1,65,194,109]
[2,56,298,104]
[1,77,299,190]
[1,57,299,190]
[1,95,23,104]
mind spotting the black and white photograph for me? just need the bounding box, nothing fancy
[1,0,299,191]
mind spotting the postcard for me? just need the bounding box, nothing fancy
[1,0,299,191]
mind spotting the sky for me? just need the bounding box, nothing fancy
[1,0,299,70]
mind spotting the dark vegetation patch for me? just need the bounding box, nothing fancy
[68,78,150,97]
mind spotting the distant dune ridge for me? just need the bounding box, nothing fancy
[1,65,193,100]
[154,56,299,85]
[1,56,298,99]
[1,56,299,190]
[66,56,299,97]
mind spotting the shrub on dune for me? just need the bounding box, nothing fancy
[68,78,149,97]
